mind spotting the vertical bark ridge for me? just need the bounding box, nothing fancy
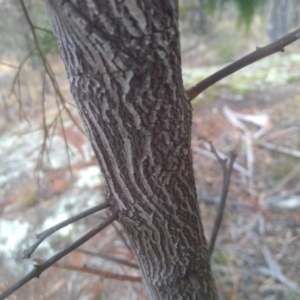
[44,0,217,299]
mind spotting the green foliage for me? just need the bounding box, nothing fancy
[214,249,231,265]
[30,1,58,55]
[29,30,57,67]
[37,30,57,55]
[207,0,266,31]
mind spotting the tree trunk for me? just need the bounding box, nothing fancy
[268,0,291,42]
[198,0,207,34]
[43,1,217,299]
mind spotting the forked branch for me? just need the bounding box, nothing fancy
[199,139,237,255]
[23,202,110,259]
[0,213,117,300]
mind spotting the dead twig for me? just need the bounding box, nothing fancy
[254,216,300,295]
[0,213,118,300]
[18,0,85,172]
[265,161,300,198]
[34,258,141,282]
[263,126,299,142]
[257,141,300,158]
[8,48,35,98]
[33,26,53,35]
[0,62,19,69]
[202,197,252,209]
[36,72,51,174]
[76,248,139,269]
[23,202,110,259]
[8,48,36,122]
[186,27,300,100]
[193,146,249,177]
[199,139,237,255]
[259,244,300,295]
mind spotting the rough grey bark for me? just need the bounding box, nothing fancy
[43,1,217,299]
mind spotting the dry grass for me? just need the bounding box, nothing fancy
[192,93,300,300]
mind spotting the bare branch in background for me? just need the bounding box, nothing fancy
[186,27,300,101]
[76,248,139,269]
[209,150,236,255]
[8,48,36,121]
[254,217,300,296]
[193,146,249,177]
[0,213,118,300]
[258,141,300,158]
[34,258,142,282]
[0,62,19,69]
[23,202,111,259]
[198,139,237,255]
[33,26,53,35]
[36,72,51,172]
[19,0,85,134]
[8,49,35,98]
[259,244,300,295]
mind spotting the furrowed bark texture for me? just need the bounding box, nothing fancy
[44,1,217,299]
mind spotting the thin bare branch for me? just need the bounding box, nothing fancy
[186,27,300,101]
[0,62,19,69]
[193,146,249,177]
[33,26,54,35]
[36,73,51,173]
[23,202,111,259]
[265,161,300,198]
[19,0,85,138]
[201,197,252,209]
[0,213,118,300]
[210,151,236,255]
[35,108,63,176]
[8,49,36,99]
[7,49,35,123]
[34,258,142,282]
[258,141,300,158]
[253,217,300,296]
[76,248,139,269]
[259,244,300,295]
[263,126,299,142]
[41,73,48,139]
[198,139,237,255]
[19,0,84,175]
